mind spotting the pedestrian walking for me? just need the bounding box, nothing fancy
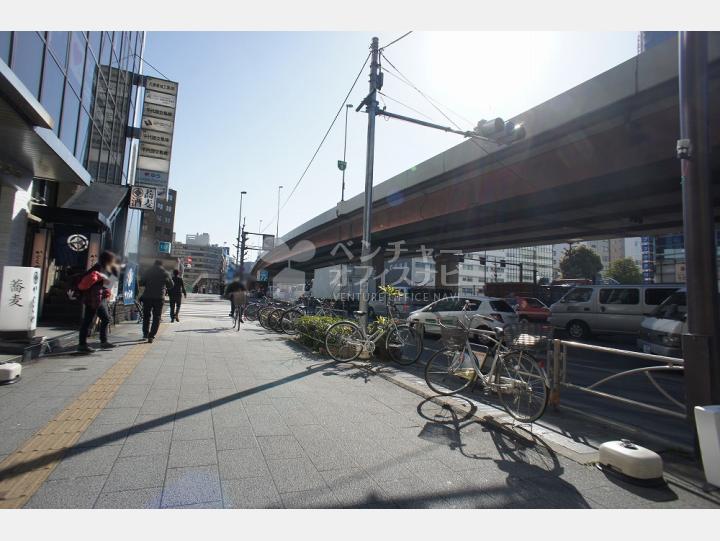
[231,283,248,324]
[224,278,242,317]
[169,269,187,322]
[139,259,173,343]
[76,250,119,353]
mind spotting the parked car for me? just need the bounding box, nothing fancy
[637,289,686,358]
[407,295,518,336]
[506,296,550,322]
[549,284,680,340]
[368,287,455,319]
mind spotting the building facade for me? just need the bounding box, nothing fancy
[0,31,146,322]
[173,237,226,294]
[138,188,176,265]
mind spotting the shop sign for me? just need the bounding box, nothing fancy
[0,266,41,332]
[129,186,158,211]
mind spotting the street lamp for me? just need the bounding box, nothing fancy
[339,103,353,201]
[236,190,247,265]
[276,185,283,246]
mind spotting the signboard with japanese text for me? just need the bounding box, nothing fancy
[0,266,41,332]
[262,235,275,251]
[158,241,172,254]
[135,76,178,200]
[141,116,174,134]
[129,186,158,211]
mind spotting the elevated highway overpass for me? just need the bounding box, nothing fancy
[254,34,720,277]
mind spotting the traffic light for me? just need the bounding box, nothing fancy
[478,256,486,266]
[475,118,526,143]
[240,230,249,263]
[186,256,192,269]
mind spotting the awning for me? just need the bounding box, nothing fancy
[63,182,129,224]
[0,59,91,188]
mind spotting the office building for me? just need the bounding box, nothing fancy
[173,236,226,294]
[0,31,146,322]
[138,188,177,266]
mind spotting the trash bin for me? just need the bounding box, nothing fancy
[694,405,720,488]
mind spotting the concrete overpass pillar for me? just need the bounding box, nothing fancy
[434,252,461,293]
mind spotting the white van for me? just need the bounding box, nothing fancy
[637,289,686,358]
[549,284,680,339]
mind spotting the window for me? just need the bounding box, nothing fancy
[645,288,677,306]
[0,31,11,64]
[46,31,69,68]
[60,83,80,152]
[599,288,639,305]
[75,107,92,163]
[524,298,546,308]
[40,55,65,130]
[12,31,44,97]
[81,47,97,110]
[431,298,462,312]
[67,32,86,93]
[157,202,164,210]
[462,298,481,310]
[564,288,592,303]
[490,300,515,313]
[100,32,112,66]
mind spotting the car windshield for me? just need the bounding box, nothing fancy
[524,298,546,308]
[651,292,687,321]
[490,300,515,313]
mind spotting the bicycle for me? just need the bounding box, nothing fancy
[279,297,346,335]
[423,303,550,423]
[232,304,245,331]
[324,303,423,365]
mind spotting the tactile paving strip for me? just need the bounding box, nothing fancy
[0,334,161,508]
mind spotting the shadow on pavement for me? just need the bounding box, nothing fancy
[0,358,337,483]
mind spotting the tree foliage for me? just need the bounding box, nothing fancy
[606,257,643,284]
[560,246,603,280]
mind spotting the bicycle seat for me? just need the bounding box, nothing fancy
[353,310,367,316]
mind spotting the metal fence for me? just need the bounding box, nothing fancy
[548,339,686,420]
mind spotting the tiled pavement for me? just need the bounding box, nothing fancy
[2,295,719,508]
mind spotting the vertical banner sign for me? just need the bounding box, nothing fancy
[0,266,41,332]
[136,77,178,197]
[123,263,138,305]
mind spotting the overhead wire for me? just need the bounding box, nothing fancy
[260,52,371,235]
[379,31,413,51]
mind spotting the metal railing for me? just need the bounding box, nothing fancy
[549,339,686,420]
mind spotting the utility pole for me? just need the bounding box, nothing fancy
[677,31,720,416]
[276,185,283,247]
[235,190,247,266]
[357,37,380,330]
[340,103,353,201]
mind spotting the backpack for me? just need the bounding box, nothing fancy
[66,270,90,302]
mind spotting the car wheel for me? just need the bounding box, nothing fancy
[567,320,590,340]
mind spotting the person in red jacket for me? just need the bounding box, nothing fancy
[77,250,118,353]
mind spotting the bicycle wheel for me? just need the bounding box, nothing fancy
[325,321,364,362]
[258,307,274,330]
[495,350,548,423]
[244,303,260,322]
[268,308,285,332]
[386,324,423,365]
[280,308,303,335]
[424,348,477,395]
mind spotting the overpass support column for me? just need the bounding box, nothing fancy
[434,252,461,294]
[678,31,720,413]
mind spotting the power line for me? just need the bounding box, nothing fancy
[377,91,434,121]
[134,53,172,81]
[380,31,413,51]
[260,52,371,235]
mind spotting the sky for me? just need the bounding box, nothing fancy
[143,31,638,258]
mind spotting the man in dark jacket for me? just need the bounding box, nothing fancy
[77,250,118,353]
[139,260,173,342]
[169,269,187,322]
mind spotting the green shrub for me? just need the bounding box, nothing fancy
[294,315,344,350]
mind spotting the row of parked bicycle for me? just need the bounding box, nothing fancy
[239,296,551,424]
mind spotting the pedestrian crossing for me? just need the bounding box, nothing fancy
[169,293,232,321]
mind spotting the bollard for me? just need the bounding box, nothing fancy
[548,338,562,408]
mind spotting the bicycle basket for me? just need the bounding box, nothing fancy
[440,326,469,351]
[503,322,553,351]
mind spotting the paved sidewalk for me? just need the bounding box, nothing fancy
[1,295,718,508]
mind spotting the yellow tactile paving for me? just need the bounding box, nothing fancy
[0,328,164,509]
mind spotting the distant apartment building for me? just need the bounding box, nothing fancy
[174,234,226,293]
[186,232,210,247]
